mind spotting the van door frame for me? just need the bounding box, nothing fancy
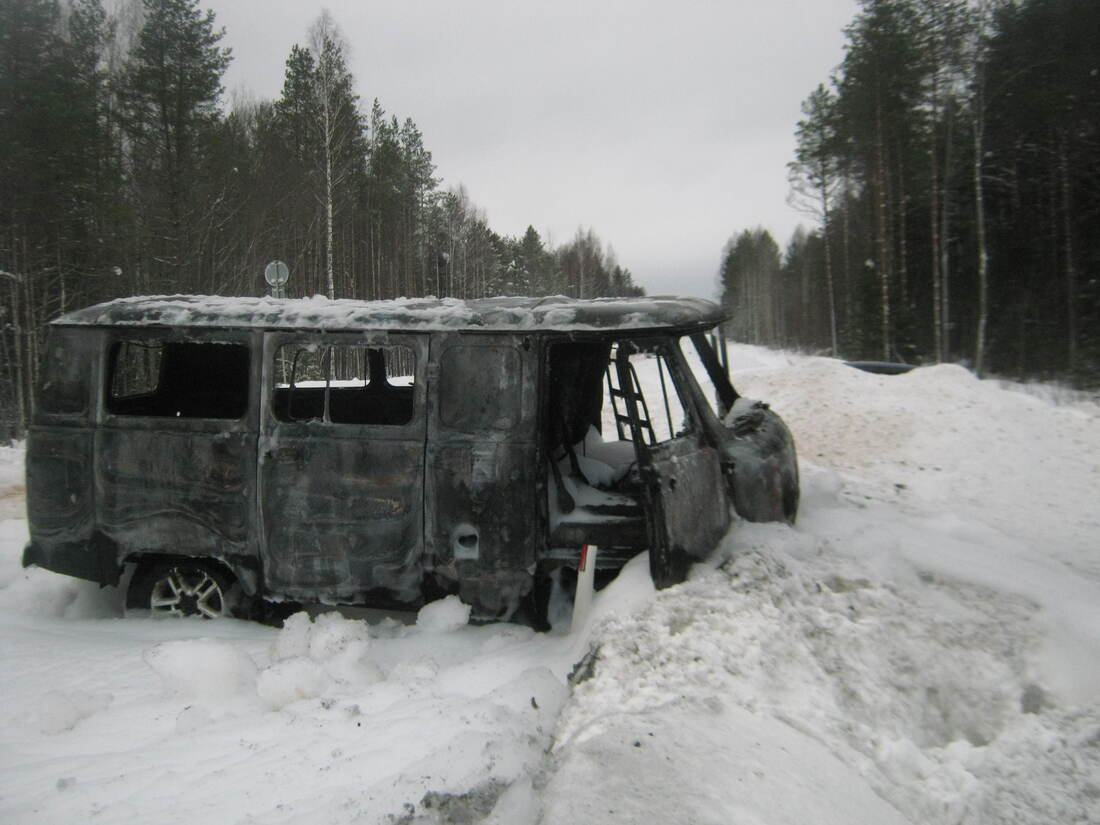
[257,329,429,605]
[423,331,540,620]
[93,326,260,583]
[613,336,731,588]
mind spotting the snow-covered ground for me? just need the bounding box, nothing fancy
[2,346,1098,824]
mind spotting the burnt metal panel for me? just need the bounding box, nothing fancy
[95,426,256,560]
[644,439,730,579]
[26,428,96,553]
[25,327,109,584]
[684,335,800,525]
[720,403,801,524]
[93,328,259,575]
[26,326,98,544]
[425,333,540,619]
[614,338,732,588]
[257,331,428,604]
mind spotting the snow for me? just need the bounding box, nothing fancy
[2,345,1100,824]
[55,293,724,334]
[416,595,472,634]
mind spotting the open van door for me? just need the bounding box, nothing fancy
[609,341,731,588]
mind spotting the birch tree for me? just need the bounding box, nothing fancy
[969,1,991,376]
[307,12,364,299]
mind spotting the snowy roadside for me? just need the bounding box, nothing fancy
[2,348,1099,824]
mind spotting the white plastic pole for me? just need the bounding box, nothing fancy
[571,544,598,631]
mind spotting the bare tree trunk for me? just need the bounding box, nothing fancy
[972,1,990,376]
[323,131,335,299]
[930,136,943,362]
[842,183,853,350]
[972,103,989,376]
[875,103,892,361]
[1058,133,1077,375]
[927,51,944,364]
[25,268,39,405]
[0,288,16,440]
[57,237,67,316]
[22,232,40,422]
[897,149,910,327]
[372,224,381,300]
[9,275,26,435]
[823,210,838,355]
[941,105,954,361]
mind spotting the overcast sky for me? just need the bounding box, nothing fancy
[207,0,858,299]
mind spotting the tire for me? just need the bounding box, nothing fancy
[126,558,236,619]
[649,543,691,590]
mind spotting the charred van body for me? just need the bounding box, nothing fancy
[23,295,799,623]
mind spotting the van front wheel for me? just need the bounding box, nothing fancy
[126,559,235,619]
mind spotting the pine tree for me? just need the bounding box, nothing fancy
[399,117,437,296]
[838,0,929,359]
[916,0,970,363]
[790,84,841,354]
[120,0,231,292]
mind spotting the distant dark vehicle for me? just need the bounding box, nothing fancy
[845,360,915,375]
[23,295,799,624]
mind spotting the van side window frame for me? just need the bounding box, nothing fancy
[35,326,93,421]
[264,332,425,435]
[101,330,253,425]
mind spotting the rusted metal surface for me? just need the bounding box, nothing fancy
[23,296,800,622]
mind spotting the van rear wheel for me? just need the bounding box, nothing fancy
[126,559,235,619]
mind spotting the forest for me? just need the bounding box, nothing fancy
[0,0,643,437]
[721,0,1099,386]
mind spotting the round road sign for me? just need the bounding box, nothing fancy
[264,260,289,286]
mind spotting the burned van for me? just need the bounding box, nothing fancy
[23,295,798,624]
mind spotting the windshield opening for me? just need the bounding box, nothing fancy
[683,331,738,419]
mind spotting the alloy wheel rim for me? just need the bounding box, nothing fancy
[149,567,226,618]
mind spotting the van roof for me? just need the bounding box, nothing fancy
[54,294,727,334]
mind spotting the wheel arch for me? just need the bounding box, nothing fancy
[123,551,253,595]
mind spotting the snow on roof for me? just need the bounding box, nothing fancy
[54,294,727,334]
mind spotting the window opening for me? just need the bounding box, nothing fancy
[545,340,640,522]
[38,328,90,415]
[686,333,738,419]
[110,340,162,400]
[107,339,249,419]
[656,354,675,441]
[273,342,415,426]
[609,343,690,447]
[544,339,693,513]
[606,346,656,446]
